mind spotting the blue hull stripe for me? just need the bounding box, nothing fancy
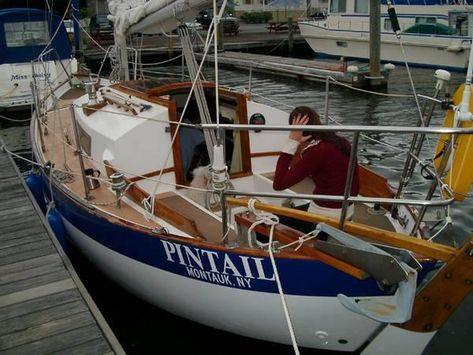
[45,176,437,297]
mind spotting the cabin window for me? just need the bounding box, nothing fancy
[4,21,49,47]
[415,17,436,24]
[450,12,469,36]
[384,19,392,31]
[330,0,346,13]
[172,93,247,185]
[354,0,368,13]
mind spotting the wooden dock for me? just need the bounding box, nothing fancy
[196,51,358,84]
[82,23,307,62]
[0,141,124,354]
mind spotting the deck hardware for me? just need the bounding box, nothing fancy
[85,81,98,105]
[110,172,127,207]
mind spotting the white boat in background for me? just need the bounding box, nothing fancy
[0,8,77,111]
[298,0,473,71]
[20,0,473,354]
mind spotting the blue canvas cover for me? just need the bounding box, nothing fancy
[0,8,71,64]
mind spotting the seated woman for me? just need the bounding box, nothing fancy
[273,106,360,223]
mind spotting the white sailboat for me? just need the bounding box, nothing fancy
[298,0,473,71]
[23,0,473,353]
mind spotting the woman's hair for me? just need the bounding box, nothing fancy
[289,106,351,156]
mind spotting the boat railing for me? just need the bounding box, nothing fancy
[201,122,471,233]
[97,45,142,83]
[34,47,74,83]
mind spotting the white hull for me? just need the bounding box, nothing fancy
[0,59,76,110]
[299,22,470,70]
[61,216,383,352]
[299,0,473,70]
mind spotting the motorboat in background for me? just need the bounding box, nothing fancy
[298,0,473,71]
[24,0,473,354]
[0,8,77,111]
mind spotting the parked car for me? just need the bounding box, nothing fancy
[196,9,213,29]
[89,14,114,40]
[195,9,239,33]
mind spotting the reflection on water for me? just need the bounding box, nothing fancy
[1,64,472,354]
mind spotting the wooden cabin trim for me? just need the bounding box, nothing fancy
[115,81,255,184]
[127,184,206,240]
[235,213,368,280]
[226,197,456,261]
[250,151,281,158]
[82,101,107,116]
[229,171,254,179]
[113,83,173,107]
[128,167,175,183]
[145,81,216,97]
[167,101,187,187]
[358,165,395,199]
[104,160,205,239]
[236,93,252,175]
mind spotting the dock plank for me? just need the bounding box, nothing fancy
[0,239,55,259]
[0,323,106,355]
[0,139,123,354]
[0,266,69,296]
[0,243,56,266]
[0,232,48,249]
[0,204,39,222]
[0,299,87,335]
[0,288,81,322]
[0,254,61,277]
[50,337,114,355]
[0,215,42,235]
[0,224,45,241]
[0,311,95,349]
[0,279,76,308]
[0,196,32,212]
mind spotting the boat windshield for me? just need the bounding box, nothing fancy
[403,23,458,35]
[4,20,50,47]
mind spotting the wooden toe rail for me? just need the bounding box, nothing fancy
[227,197,456,262]
[234,212,368,280]
[104,161,205,240]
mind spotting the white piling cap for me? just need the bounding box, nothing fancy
[347,65,359,73]
[434,69,451,82]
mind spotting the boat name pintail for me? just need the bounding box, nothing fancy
[162,240,275,289]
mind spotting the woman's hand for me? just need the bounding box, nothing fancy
[289,114,312,143]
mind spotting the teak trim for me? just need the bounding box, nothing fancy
[103,160,205,240]
[235,213,368,280]
[226,197,456,261]
[128,167,175,183]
